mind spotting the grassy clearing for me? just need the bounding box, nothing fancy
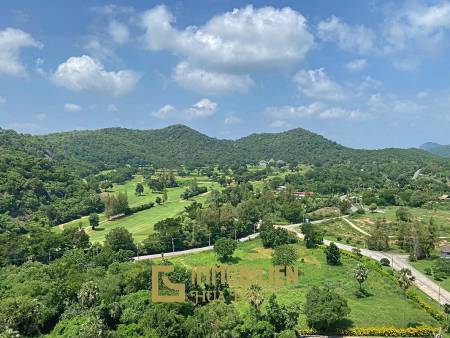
[56,175,220,243]
[318,219,368,248]
[410,257,450,292]
[350,206,450,237]
[164,239,440,328]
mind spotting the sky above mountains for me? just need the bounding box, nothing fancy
[1,0,450,149]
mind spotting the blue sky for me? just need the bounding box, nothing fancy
[1,0,450,149]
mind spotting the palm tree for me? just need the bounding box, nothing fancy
[397,268,415,327]
[246,284,264,315]
[353,263,369,291]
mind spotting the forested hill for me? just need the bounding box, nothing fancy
[420,142,450,157]
[1,124,448,170]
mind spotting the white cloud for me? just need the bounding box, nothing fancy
[173,62,254,95]
[383,1,450,69]
[51,55,139,96]
[108,20,130,45]
[0,28,42,77]
[64,103,82,112]
[151,104,176,119]
[151,99,218,120]
[293,68,346,101]
[267,102,371,122]
[0,96,6,104]
[392,100,425,113]
[185,98,217,119]
[318,16,375,54]
[417,90,429,99]
[266,102,324,119]
[345,59,368,72]
[140,5,314,71]
[107,104,119,112]
[367,93,387,112]
[224,113,243,125]
[84,38,116,61]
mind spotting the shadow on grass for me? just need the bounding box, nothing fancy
[354,288,374,298]
[218,256,242,264]
[93,227,105,231]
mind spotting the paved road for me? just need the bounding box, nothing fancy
[134,233,260,260]
[133,216,450,305]
[282,224,450,305]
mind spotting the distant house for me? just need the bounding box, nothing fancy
[438,194,450,201]
[276,185,287,192]
[293,191,314,199]
[258,160,268,167]
[440,244,450,259]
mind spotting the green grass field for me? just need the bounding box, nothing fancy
[57,175,220,243]
[410,257,450,292]
[163,239,441,329]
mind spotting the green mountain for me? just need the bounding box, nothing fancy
[1,124,448,170]
[420,142,450,157]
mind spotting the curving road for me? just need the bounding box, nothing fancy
[281,223,450,306]
[134,216,449,305]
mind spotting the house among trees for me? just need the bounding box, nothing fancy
[258,160,268,167]
[293,191,314,199]
[440,244,450,259]
[438,194,450,201]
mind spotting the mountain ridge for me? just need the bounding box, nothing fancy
[1,124,447,170]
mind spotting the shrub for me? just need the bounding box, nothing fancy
[380,258,391,266]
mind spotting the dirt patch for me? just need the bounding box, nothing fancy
[248,247,273,259]
[357,218,375,225]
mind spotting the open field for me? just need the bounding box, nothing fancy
[350,205,450,237]
[56,175,220,243]
[163,238,441,329]
[410,256,450,292]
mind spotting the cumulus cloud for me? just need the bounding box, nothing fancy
[151,104,176,119]
[64,103,82,112]
[140,5,313,95]
[0,27,42,77]
[51,55,139,96]
[293,68,346,101]
[151,99,218,120]
[35,113,47,121]
[318,16,375,54]
[185,98,218,118]
[140,5,314,71]
[0,96,6,104]
[345,59,368,72]
[173,62,254,95]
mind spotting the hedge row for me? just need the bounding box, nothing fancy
[124,202,155,215]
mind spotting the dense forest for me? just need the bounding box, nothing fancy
[2,124,450,171]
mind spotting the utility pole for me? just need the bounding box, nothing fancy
[234,229,237,241]
[171,237,175,253]
[208,233,211,246]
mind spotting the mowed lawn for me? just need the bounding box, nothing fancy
[56,175,220,243]
[164,239,441,328]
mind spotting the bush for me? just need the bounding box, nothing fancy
[324,243,341,266]
[380,258,391,266]
[214,238,237,261]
